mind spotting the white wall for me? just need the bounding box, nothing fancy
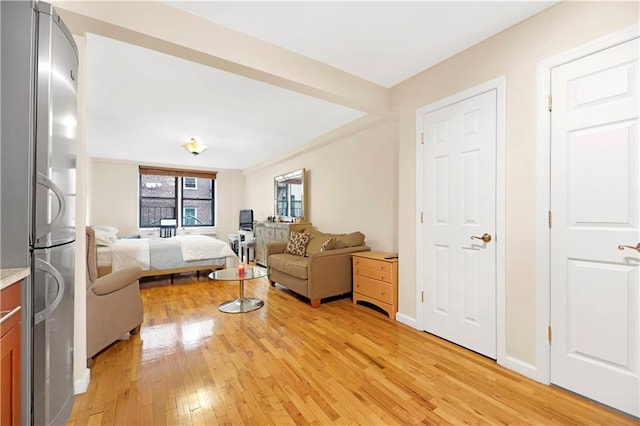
[390,1,639,366]
[75,0,638,384]
[72,33,89,393]
[90,159,138,236]
[89,158,244,242]
[245,114,398,252]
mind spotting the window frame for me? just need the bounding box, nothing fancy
[138,166,216,229]
[183,177,197,190]
[183,207,198,226]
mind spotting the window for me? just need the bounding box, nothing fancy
[183,177,197,189]
[183,207,197,226]
[139,166,216,228]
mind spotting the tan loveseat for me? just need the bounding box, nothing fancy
[267,226,370,307]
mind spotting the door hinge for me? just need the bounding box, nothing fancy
[420,212,424,223]
[421,291,424,303]
[548,94,552,111]
[548,325,552,343]
[421,132,424,144]
[548,210,552,228]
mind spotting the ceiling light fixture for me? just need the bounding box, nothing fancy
[182,137,208,155]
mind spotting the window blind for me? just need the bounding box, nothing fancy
[138,166,217,180]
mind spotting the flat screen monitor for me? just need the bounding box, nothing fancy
[239,209,253,230]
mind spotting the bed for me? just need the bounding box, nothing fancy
[94,232,239,278]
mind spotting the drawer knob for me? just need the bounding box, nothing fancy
[381,291,385,296]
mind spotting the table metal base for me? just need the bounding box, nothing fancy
[218,297,264,313]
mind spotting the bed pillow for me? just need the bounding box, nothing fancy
[285,231,310,256]
[94,229,116,246]
[92,225,119,236]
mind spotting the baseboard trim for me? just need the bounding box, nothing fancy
[504,356,538,381]
[398,313,540,383]
[395,312,418,329]
[74,367,90,395]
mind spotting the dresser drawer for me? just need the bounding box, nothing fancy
[255,226,266,237]
[354,275,392,304]
[354,266,392,283]
[275,229,289,240]
[266,228,276,239]
[353,256,393,273]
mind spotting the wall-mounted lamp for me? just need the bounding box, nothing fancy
[182,138,208,155]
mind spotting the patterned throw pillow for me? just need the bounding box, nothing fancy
[320,237,336,252]
[285,231,310,256]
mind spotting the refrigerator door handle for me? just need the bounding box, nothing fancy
[34,258,65,325]
[36,172,66,240]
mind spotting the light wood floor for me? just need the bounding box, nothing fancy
[67,273,635,425]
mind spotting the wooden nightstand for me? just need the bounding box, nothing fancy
[352,251,398,320]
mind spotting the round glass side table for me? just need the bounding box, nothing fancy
[208,266,270,313]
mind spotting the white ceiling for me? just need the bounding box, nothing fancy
[85,1,556,170]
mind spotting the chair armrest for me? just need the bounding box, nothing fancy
[267,241,287,257]
[91,266,143,296]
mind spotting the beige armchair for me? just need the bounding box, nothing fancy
[267,227,370,307]
[85,227,144,366]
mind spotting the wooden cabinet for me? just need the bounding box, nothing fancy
[254,222,309,266]
[1,279,22,426]
[352,252,398,320]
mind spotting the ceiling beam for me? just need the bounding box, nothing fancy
[51,0,389,115]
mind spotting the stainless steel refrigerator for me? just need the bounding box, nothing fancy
[1,1,78,424]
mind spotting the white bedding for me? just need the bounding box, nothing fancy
[98,235,238,272]
[174,235,236,261]
[96,246,112,268]
[111,239,150,271]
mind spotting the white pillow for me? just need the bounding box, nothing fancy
[94,229,116,246]
[92,225,119,236]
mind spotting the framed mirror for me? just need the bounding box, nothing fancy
[274,168,306,222]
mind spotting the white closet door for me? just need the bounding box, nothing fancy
[422,89,497,359]
[550,38,639,417]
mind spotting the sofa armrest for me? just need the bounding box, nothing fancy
[306,245,370,300]
[267,241,287,257]
[91,266,143,296]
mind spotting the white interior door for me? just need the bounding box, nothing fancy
[550,38,639,417]
[421,90,497,359]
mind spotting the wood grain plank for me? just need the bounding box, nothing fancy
[66,277,637,426]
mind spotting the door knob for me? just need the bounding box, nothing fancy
[471,233,492,243]
[618,243,640,253]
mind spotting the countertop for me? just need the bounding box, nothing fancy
[1,268,30,291]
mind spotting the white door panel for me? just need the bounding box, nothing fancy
[550,38,639,417]
[422,90,497,359]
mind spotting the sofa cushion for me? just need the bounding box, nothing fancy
[335,231,365,249]
[285,231,310,256]
[305,230,335,255]
[268,254,309,280]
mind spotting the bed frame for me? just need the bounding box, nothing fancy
[97,263,225,281]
